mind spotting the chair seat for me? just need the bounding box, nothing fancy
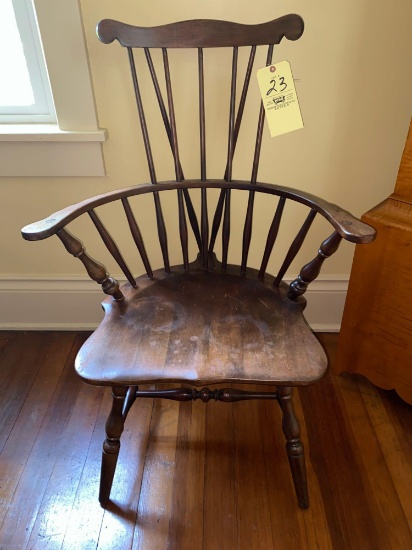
[75,261,328,387]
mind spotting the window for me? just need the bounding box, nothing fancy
[0,0,107,176]
[0,0,56,123]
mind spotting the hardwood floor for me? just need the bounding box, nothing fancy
[0,331,411,549]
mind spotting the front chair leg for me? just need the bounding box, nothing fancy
[99,385,127,507]
[277,386,309,509]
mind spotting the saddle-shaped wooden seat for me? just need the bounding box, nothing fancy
[76,258,327,387]
[21,14,376,511]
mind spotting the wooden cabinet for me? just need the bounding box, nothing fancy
[334,121,412,404]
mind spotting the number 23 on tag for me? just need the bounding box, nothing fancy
[256,61,303,138]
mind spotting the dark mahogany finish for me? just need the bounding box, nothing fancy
[21,13,376,511]
[97,15,304,48]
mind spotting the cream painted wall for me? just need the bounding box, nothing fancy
[2,0,411,280]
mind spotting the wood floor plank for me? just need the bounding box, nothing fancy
[294,388,334,550]
[299,372,378,550]
[359,379,412,532]
[232,386,274,550]
[336,373,412,550]
[167,394,207,550]
[203,385,237,550]
[381,388,412,474]
[0,331,16,357]
[57,388,108,550]
[27,382,105,550]
[0,333,87,548]
[0,332,76,530]
[0,331,48,452]
[297,334,339,549]
[132,385,179,550]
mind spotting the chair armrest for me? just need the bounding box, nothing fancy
[21,180,376,244]
[302,197,376,244]
[21,194,109,241]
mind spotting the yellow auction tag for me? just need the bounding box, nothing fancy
[257,61,303,138]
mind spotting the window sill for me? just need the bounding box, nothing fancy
[0,124,107,142]
[0,125,107,177]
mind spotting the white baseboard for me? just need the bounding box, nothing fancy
[0,275,348,332]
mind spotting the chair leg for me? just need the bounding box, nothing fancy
[122,385,138,421]
[99,386,127,507]
[277,386,309,509]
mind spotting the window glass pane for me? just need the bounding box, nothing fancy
[0,0,35,106]
[0,0,56,122]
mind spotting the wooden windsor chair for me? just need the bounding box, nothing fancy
[21,14,376,510]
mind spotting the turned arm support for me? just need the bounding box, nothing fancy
[287,230,342,300]
[57,228,124,301]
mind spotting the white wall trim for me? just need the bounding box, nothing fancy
[0,274,348,332]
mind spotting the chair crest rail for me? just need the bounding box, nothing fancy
[97,15,304,49]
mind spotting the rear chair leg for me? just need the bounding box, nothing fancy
[277,386,309,509]
[99,386,127,507]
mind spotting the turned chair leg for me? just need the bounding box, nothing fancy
[99,386,127,507]
[277,386,309,509]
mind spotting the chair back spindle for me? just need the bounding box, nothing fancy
[220,47,238,270]
[198,47,206,182]
[198,47,209,270]
[88,209,137,287]
[201,188,209,270]
[162,48,182,182]
[209,45,258,258]
[161,47,190,269]
[221,188,231,270]
[177,189,189,270]
[128,47,171,272]
[258,196,286,279]
[208,190,225,256]
[144,48,202,249]
[251,44,274,184]
[144,48,182,177]
[232,45,257,164]
[226,47,238,183]
[153,191,170,273]
[121,197,154,279]
[241,190,256,273]
[274,209,317,287]
[128,47,157,184]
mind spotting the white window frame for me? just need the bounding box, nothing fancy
[0,0,107,176]
[0,0,56,123]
